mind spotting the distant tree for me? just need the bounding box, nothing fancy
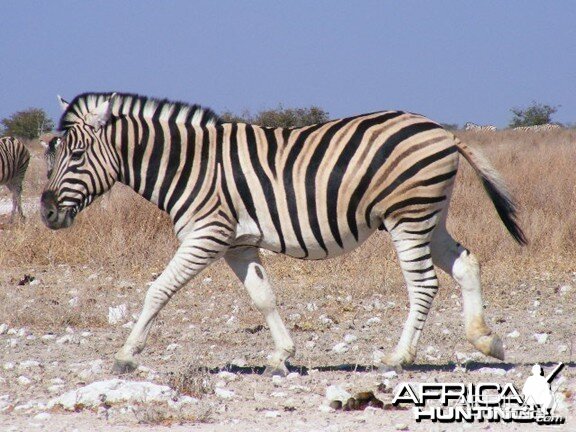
[1,108,55,139]
[508,101,558,128]
[220,104,330,128]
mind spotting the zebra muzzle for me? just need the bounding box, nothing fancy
[40,191,74,229]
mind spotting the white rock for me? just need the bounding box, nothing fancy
[318,404,334,413]
[231,357,246,367]
[41,334,56,341]
[507,330,520,338]
[29,279,40,286]
[382,370,397,379]
[557,344,568,353]
[17,376,32,386]
[365,317,381,326]
[534,333,549,344]
[33,412,51,421]
[394,423,409,431]
[332,342,349,354]
[214,387,235,399]
[217,371,238,382]
[166,343,181,351]
[202,277,212,284]
[264,410,280,418]
[325,385,351,403]
[272,375,283,387]
[3,362,15,370]
[56,335,77,345]
[559,285,572,295]
[372,349,386,364]
[306,302,318,312]
[49,379,177,410]
[343,334,358,343]
[108,304,128,325]
[286,372,300,380]
[533,300,540,308]
[19,360,40,369]
[68,297,79,307]
[0,324,8,335]
[475,367,507,376]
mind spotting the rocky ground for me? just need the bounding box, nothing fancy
[0,262,574,431]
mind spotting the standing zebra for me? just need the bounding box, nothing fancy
[41,93,526,375]
[40,136,62,178]
[0,136,30,221]
[464,122,497,132]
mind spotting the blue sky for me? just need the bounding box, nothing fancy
[1,1,574,128]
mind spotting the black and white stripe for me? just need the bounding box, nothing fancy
[464,122,497,131]
[0,136,30,221]
[41,92,526,374]
[40,136,62,178]
[512,124,562,132]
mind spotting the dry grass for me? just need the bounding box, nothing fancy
[1,130,575,322]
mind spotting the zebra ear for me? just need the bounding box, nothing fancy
[85,93,117,130]
[57,95,69,111]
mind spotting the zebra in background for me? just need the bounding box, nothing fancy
[41,93,526,375]
[0,136,30,221]
[40,136,62,178]
[464,122,497,131]
[512,124,562,132]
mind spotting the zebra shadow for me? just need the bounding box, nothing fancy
[202,360,576,376]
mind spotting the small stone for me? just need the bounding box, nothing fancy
[215,387,234,399]
[17,376,32,386]
[325,385,351,403]
[343,334,357,343]
[475,367,507,376]
[534,333,548,344]
[263,410,280,418]
[557,344,568,353]
[108,304,128,325]
[33,412,51,421]
[217,371,238,382]
[231,357,246,367]
[559,285,571,295]
[382,370,397,379]
[272,375,283,386]
[286,372,300,380]
[0,324,9,335]
[19,360,40,369]
[166,343,181,351]
[332,342,349,354]
[365,317,381,326]
[394,423,409,431]
[507,330,520,338]
[306,302,318,312]
[202,277,212,284]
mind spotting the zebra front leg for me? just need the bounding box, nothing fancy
[112,224,233,374]
[383,234,439,369]
[431,228,504,360]
[225,247,295,376]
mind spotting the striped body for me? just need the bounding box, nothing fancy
[512,124,562,132]
[0,136,30,221]
[464,122,497,132]
[42,93,525,373]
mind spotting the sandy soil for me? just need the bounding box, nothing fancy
[0,260,574,431]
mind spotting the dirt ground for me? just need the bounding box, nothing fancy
[0,260,574,431]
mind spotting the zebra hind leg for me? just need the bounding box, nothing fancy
[225,247,295,376]
[6,180,24,222]
[431,227,504,360]
[382,229,440,369]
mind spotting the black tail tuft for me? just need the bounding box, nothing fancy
[480,177,527,245]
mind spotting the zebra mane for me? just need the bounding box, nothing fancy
[58,92,221,131]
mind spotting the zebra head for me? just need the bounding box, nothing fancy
[41,93,120,230]
[40,136,63,178]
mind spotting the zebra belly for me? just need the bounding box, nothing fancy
[259,224,378,260]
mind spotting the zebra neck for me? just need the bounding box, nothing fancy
[113,124,220,223]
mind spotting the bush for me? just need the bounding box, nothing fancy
[220,105,329,128]
[1,108,55,139]
[509,101,558,127]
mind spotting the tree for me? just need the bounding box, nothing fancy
[508,101,558,128]
[220,104,330,128]
[1,108,55,139]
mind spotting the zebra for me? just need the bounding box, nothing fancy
[512,124,562,132]
[41,92,526,375]
[464,122,497,132]
[0,136,30,222]
[40,136,62,178]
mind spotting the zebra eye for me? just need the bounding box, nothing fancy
[70,150,85,161]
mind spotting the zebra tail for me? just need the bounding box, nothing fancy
[454,138,527,245]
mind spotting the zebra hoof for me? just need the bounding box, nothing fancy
[489,335,505,361]
[112,359,138,375]
[263,364,289,377]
